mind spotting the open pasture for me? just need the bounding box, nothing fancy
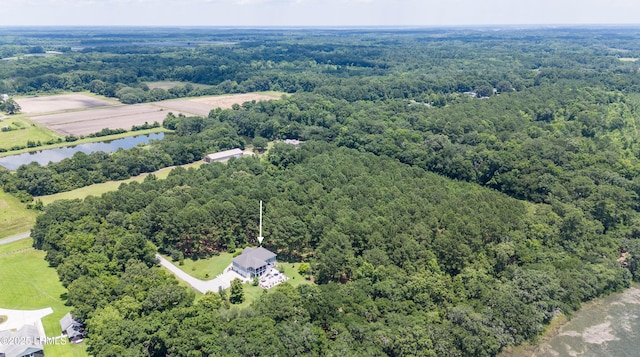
[15,94,116,115]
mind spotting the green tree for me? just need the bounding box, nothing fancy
[252,136,268,152]
[229,278,244,304]
[1,98,20,114]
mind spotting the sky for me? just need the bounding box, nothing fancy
[2,0,640,27]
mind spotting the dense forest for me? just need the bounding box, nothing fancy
[5,27,640,355]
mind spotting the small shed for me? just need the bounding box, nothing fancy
[203,148,244,163]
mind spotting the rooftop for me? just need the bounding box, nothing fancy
[204,148,243,161]
[0,324,43,357]
[233,247,276,270]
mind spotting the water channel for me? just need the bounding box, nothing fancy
[0,132,164,170]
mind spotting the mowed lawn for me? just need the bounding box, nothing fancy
[162,252,235,280]
[0,189,36,239]
[38,160,205,205]
[235,262,313,308]
[0,116,61,151]
[168,250,314,307]
[0,242,88,356]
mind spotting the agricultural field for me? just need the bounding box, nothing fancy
[0,189,36,239]
[28,103,172,136]
[146,81,212,90]
[0,244,88,356]
[21,92,283,136]
[0,116,61,151]
[155,91,285,116]
[15,94,117,115]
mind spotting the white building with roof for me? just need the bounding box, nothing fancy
[231,247,277,279]
[203,148,244,163]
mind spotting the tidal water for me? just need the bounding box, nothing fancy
[520,287,640,357]
[0,132,164,170]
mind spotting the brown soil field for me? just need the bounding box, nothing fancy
[24,92,284,136]
[146,81,212,90]
[191,92,283,108]
[155,92,283,116]
[15,94,116,114]
[29,104,171,136]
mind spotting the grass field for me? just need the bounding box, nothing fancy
[161,252,235,280]
[0,243,88,356]
[0,189,36,239]
[165,250,314,307]
[0,116,61,151]
[0,237,31,255]
[235,262,313,308]
[38,160,204,205]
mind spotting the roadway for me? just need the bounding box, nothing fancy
[155,254,247,294]
[0,232,31,245]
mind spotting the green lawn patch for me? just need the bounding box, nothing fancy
[275,262,314,288]
[0,246,88,356]
[161,252,235,280]
[0,116,61,151]
[0,238,32,255]
[38,161,204,206]
[0,189,36,239]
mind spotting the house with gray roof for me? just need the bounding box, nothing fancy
[59,312,84,343]
[0,324,43,357]
[232,247,277,278]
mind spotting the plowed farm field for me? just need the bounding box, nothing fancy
[159,92,284,116]
[29,103,170,136]
[16,94,116,114]
[19,92,283,136]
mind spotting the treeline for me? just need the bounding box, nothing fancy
[3,29,640,104]
[32,143,630,356]
[0,114,243,197]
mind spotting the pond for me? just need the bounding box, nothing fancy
[0,132,164,170]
